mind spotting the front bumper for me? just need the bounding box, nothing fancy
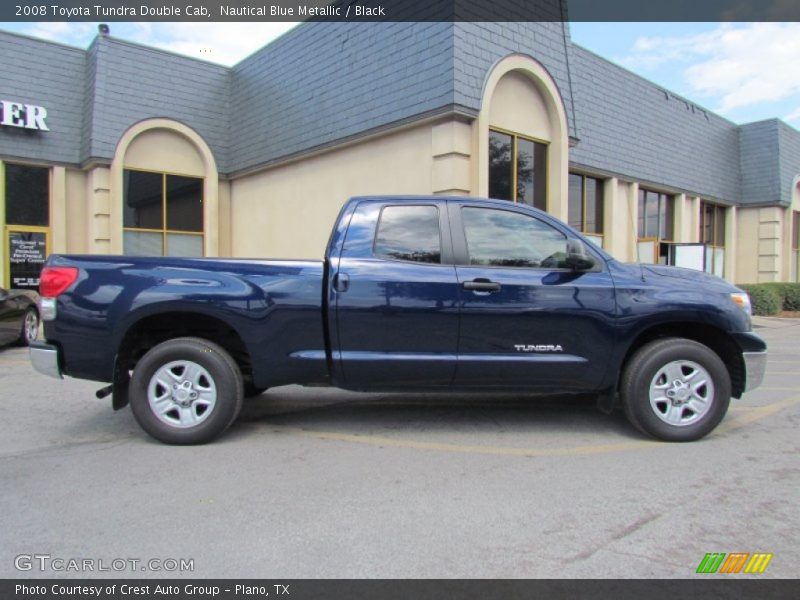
[743,351,767,392]
[29,342,63,379]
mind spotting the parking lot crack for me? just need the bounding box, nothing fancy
[0,438,132,461]
[562,512,662,563]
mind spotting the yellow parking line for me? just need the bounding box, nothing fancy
[271,395,800,458]
[272,425,662,457]
[714,396,800,435]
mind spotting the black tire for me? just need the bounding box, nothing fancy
[17,307,39,347]
[620,338,731,442]
[244,383,268,399]
[129,337,243,445]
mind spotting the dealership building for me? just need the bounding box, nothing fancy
[1,21,799,290]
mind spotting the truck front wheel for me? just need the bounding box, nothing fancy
[129,337,244,444]
[620,338,731,442]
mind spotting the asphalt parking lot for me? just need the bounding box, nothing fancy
[1,318,798,579]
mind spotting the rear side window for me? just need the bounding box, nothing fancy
[373,205,441,264]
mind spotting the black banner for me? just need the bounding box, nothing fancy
[3,579,800,600]
[3,0,800,22]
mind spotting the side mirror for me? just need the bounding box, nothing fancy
[565,239,596,271]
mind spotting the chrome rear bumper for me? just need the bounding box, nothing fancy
[743,351,767,392]
[29,342,63,379]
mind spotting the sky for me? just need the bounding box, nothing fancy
[1,21,798,128]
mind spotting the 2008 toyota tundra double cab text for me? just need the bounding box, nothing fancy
[30,196,767,445]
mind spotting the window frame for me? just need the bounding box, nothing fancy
[371,204,444,266]
[2,162,52,289]
[568,172,605,239]
[122,167,205,257]
[699,200,727,249]
[3,161,51,228]
[637,187,675,242]
[488,126,548,211]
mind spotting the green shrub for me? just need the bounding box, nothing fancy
[737,284,782,316]
[768,282,800,311]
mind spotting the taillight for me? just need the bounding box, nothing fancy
[39,266,78,298]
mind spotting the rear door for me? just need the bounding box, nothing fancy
[451,202,616,390]
[331,200,460,387]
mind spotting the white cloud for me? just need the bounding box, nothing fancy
[8,21,300,66]
[786,106,800,123]
[621,23,800,115]
[24,21,97,46]
[117,22,301,66]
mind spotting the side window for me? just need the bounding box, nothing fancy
[462,207,568,268]
[374,205,441,264]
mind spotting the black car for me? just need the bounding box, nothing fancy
[0,287,40,347]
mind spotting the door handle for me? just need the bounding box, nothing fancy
[462,279,501,293]
[333,272,350,293]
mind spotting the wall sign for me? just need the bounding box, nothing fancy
[8,231,47,290]
[0,99,49,131]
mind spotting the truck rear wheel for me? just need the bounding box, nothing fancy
[620,338,731,442]
[129,337,243,445]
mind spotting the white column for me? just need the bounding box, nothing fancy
[724,206,737,283]
[50,166,67,254]
[431,120,472,196]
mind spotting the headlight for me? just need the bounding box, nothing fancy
[730,292,752,315]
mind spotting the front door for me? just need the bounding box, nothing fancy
[451,203,616,389]
[332,201,460,388]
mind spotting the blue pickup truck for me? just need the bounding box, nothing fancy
[30,196,766,444]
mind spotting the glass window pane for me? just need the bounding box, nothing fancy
[123,230,162,256]
[124,170,163,230]
[5,164,49,226]
[645,191,659,238]
[568,173,583,230]
[488,131,513,201]
[166,175,203,232]
[585,177,603,234]
[637,189,646,238]
[584,233,604,249]
[793,212,800,250]
[661,195,674,240]
[374,205,441,264]
[516,138,534,206]
[638,239,657,264]
[714,206,725,247]
[166,233,203,257]
[533,141,547,211]
[701,203,713,244]
[462,207,568,269]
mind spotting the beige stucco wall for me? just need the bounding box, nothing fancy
[65,168,87,254]
[782,177,800,282]
[488,71,553,142]
[123,129,205,176]
[218,179,232,257]
[735,207,760,283]
[230,122,436,259]
[601,178,636,262]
